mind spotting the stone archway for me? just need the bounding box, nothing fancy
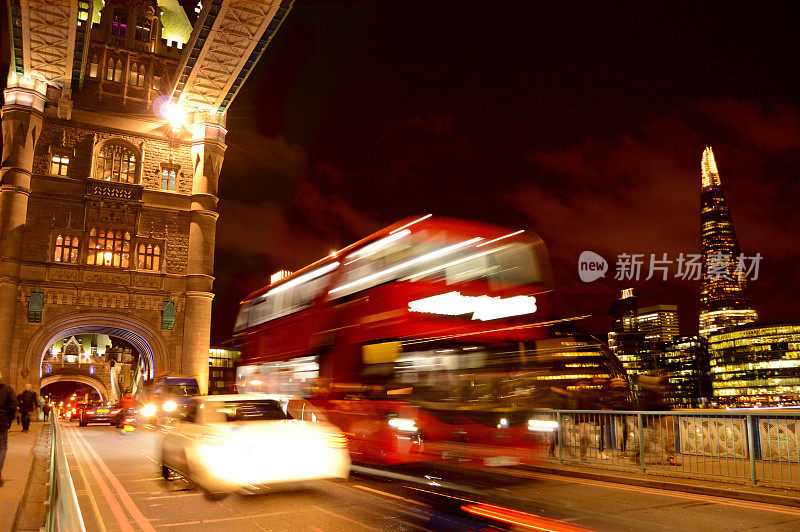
[20,310,170,392]
[40,374,110,401]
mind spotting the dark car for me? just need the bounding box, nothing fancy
[79,402,119,426]
[141,376,200,424]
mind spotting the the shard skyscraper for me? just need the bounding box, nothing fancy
[699,146,759,336]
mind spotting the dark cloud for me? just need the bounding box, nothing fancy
[511,99,800,335]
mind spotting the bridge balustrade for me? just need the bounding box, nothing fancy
[529,409,800,487]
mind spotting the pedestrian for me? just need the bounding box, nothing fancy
[572,381,595,461]
[17,384,38,433]
[0,372,17,486]
[638,373,677,465]
[42,401,51,422]
[605,377,631,455]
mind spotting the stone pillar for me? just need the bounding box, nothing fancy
[182,114,226,394]
[0,75,46,384]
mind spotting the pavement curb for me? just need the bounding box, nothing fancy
[521,464,800,509]
[11,424,50,532]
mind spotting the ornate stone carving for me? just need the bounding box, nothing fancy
[50,268,82,282]
[84,272,129,286]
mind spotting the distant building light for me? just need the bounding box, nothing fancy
[90,366,95,375]
[45,364,51,374]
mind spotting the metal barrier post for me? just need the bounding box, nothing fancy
[557,412,564,463]
[637,413,645,474]
[747,414,757,485]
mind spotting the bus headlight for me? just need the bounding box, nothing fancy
[163,400,178,413]
[141,404,156,418]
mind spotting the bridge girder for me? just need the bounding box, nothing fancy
[170,0,294,115]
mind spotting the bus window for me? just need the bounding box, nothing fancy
[234,303,250,331]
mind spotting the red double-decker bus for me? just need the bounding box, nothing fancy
[232,216,569,464]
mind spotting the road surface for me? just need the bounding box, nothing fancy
[61,421,800,531]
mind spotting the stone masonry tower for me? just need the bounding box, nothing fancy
[1,0,292,393]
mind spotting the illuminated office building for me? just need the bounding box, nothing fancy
[708,323,800,406]
[637,305,679,344]
[607,290,674,376]
[662,336,710,407]
[699,147,759,336]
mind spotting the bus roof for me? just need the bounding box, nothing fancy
[241,215,545,302]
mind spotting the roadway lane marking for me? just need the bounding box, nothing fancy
[496,468,800,517]
[66,425,135,532]
[64,424,109,532]
[71,426,158,532]
[311,504,382,531]
[352,483,431,506]
[140,492,203,500]
[159,511,295,527]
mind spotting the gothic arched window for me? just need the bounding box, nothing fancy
[135,17,152,42]
[137,242,161,271]
[96,142,138,183]
[87,228,131,268]
[54,234,80,264]
[129,62,145,86]
[89,56,99,78]
[112,12,128,37]
[106,57,115,81]
[114,59,123,82]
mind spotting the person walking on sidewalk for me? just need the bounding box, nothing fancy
[0,373,18,486]
[17,384,38,434]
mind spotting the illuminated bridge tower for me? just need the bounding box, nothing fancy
[698,146,758,337]
[0,0,293,395]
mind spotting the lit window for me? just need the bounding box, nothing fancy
[137,242,161,271]
[54,235,80,264]
[45,364,51,374]
[90,366,95,375]
[96,143,138,183]
[129,63,145,86]
[112,13,127,37]
[87,228,131,268]
[161,167,177,191]
[50,154,70,176]
[106,57,114,80]
[89,56,98,78]
[114,59,123,82]
[135,17,151,42]
[152,75,161,91]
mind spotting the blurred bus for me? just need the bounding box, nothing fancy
[232,216,617,464]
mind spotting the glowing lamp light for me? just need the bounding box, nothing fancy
[141,404,156,418]
[154,97,186,132]
[163,400,178,412]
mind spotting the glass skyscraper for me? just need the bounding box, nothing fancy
[708,324,800,406]
[699,147,759,336]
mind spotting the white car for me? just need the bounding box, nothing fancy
[159,394,350,497]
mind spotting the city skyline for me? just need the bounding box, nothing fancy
[195,2,800,343]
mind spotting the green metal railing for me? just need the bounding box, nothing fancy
[531,409,800,487]
[44,415,86,532]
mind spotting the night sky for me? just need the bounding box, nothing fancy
[3,2,799,344]
[212,1,800,343]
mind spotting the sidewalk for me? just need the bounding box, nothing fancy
[1,421,45,531]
